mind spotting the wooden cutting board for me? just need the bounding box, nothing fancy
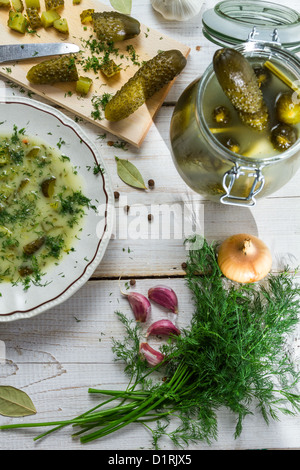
[0,1,190,147]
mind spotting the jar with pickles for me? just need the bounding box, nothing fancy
[170,0,300,206]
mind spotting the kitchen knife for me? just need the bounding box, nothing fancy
[0,42,80,64]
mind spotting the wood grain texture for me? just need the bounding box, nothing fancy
[0,0,190,146]
[0,278,300,450]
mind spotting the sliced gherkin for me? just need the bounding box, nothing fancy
[41,176,56,197]
[40,9,60,27]
[17,178,30,192]
[105,49,186,121]
[101,59,120,78]
[92,11,140,42]
[45,0,64,10]
[11,0,24,12]
[23,236,45,255]
[18,266,33,277]
[53,17,68,34]
[0,146,10,165]
[26,7,42,29]
[8,10,28,33]
[76,76,92,95]
[25,0,40,8]
[26,55,78,85]
[0,1,11,8]
[80,8,94,23]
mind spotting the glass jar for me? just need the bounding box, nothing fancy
[170,0,300,206]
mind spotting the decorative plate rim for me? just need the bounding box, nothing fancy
[0,96,114,322]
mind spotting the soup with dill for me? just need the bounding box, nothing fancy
[0,126,93,287]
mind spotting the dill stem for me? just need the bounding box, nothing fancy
[13,396,139,441]
[80,362,192,443]
[88,388,149,400]
[33,400,141,441]
[80,394,167,443]
[33,395,121,440]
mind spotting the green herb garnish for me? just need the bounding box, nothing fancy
[2,238,300,447]
[91,93,112,121]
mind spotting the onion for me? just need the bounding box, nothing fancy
[217,233,272,283]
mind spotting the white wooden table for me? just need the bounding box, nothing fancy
[1,0,300,451]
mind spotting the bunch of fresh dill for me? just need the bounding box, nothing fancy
[1,238,300,448]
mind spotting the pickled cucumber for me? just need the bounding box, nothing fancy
[239,104,269,131]
[23,236,45,255]
[25,0,40,8]
[40,9,60,27]
[105,49,186,121]
[53,17,68,34]
[214,48,264,114]
[101,59,120,78]
[8,10,28,33]
[253,65,271,88]
[11,0,23,12]
[0,1,11,8]
[276,91,300,125]
[26,55,78,84]
[92,11,140,42]
[80,8,93,23]
[212,105,230,125]
[26,7,42,29]
[45,0,64,10]
[270,123,297,151]
[76,76,92,95]
[41,176,56,197]
[213,48,269,130]
[0,147,10,165]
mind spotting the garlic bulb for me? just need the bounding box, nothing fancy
[151,0,203,21]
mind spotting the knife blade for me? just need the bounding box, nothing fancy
[0,42,80,64]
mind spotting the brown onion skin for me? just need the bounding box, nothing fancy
[217,233,272,283]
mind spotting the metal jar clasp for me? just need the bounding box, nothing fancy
[220,164,265,207]
[247,26,281,45]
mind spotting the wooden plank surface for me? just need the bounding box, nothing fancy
[0,0,190,146]
[1,278,300,450]
[1,0,300,452]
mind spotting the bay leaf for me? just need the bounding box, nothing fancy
[0,386,36,417]
[115,157,147,190]
[110,0,132,15]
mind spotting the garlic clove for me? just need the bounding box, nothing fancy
[148,285,178,313]
[151,0,203,21]
[146,319,181,338]
[217,233,272,283]
[126,292,151,322]
[139,342,165,366]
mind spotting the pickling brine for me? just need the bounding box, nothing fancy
[204,61,300,159]
[170,43,300,206]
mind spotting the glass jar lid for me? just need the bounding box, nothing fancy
[202,0,300,52]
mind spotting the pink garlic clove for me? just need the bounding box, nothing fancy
[146,319,181,338]
[139,342,164,367]
[148,285,178,313]
[126,292,151,322]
